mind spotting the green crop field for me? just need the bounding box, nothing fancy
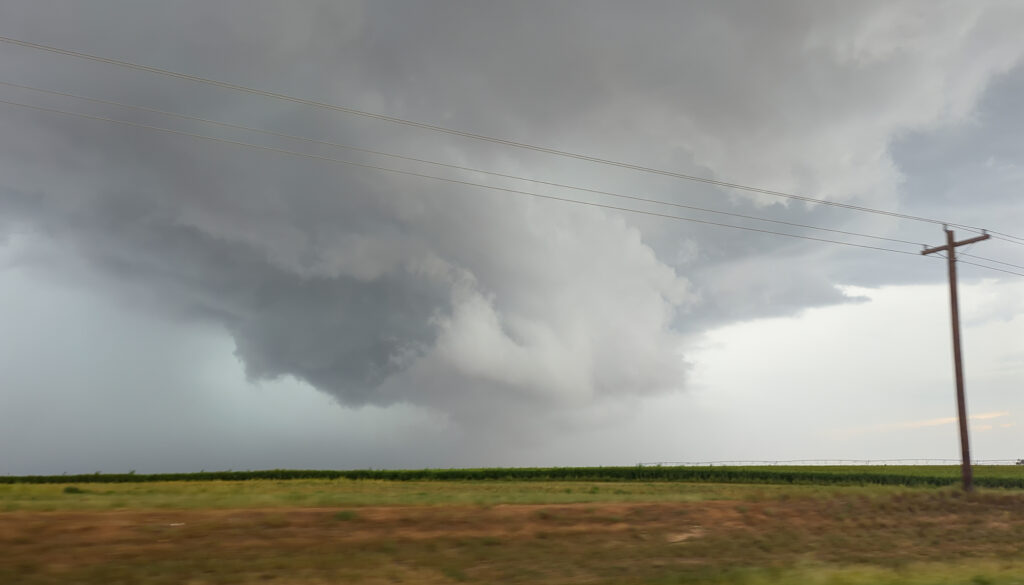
[4,467,1024,584]
[6,465,1024,487]
[4,463,1024,488]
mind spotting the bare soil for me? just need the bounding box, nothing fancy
[5,492,1024,583]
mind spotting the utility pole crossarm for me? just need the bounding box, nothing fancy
[921,230,990,256]
[920,227,990,492]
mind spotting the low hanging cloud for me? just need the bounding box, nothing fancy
[2,0,1024,436]
[0,146,695,422]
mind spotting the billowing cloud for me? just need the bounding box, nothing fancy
[1,0,1023,445]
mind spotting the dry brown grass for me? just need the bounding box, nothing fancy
[5,489,1024,583]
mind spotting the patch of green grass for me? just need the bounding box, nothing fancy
[0,478,922,511]
[333,509,358,521]
[640,561,1024,585]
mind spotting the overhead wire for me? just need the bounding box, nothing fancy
[956,260,1024,278]
[0,96,929,258]
[1,95,1020,278]
[986,230,1024,247]
[987,229,1024,242]
[924,251,1024,278]
[1,34,1017,241]
[9,79,1022,274]
[0,79,927,248]
[959,253,1024,271]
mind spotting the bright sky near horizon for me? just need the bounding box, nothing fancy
[1,1,1023,474]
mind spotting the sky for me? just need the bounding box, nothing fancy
[1,1,1022,474]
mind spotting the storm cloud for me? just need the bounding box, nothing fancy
[2,0,1023,446]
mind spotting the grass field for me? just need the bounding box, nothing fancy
[4,467,1024,584]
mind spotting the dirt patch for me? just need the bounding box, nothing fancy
[0,502,737,557]
[5,493,1024,584]
[666,526,705,542]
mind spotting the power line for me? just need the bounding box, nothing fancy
[923,251,1024,277]
[0,79,926,248]
[2,96,1020,279]
[960,253,1024,271]
[8,81,1022,276]
[0,96,926,258]
[956,259,1024,278]
[987,231,1024,247]
[988,229,1024,244]
[0,34,1012,239]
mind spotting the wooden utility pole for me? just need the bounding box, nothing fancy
[921,227,990,492]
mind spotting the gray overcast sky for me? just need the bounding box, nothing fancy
[1,1,1022,474]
